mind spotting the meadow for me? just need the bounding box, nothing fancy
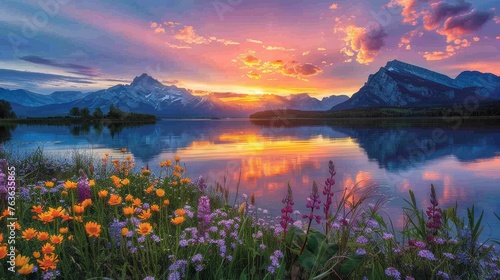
[1,147,499,280]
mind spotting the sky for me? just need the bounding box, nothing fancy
[0,0,498,98]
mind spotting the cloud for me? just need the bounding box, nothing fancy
[437,9,493,42]
[340,24,387,64]
[237,52,261,66]
[174,26,209,44]
[162,79,179,84]
[19,56,100,77]
[494,16,500,24]
[214,38,240,45]
[246,70,261,79]
[388,0,431,25]
[398,29,422,48]
[473,36,480,42]
[422,38,473,61]
[317,47,326,51]
[302,51,310,56]
[0,68,95,89]
[329,3,339,10]
[154,27,165,33]
[264,45,296,51]
[422,51,455,60]
[150,22,159,28]
[247,39,263,44]
[279,62,323,80]
[422,1,471,30]
[165,42,192,49]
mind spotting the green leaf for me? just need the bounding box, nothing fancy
[239,270,248,280]
[340,255,364,276]
[297,249,317,271]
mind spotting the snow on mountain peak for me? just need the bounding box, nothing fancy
[130,73,164,88]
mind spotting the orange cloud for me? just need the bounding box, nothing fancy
[237,52,261,66]
[340,24,387,64]
[302,51,310,56]
[387,0,424,25]
[264,45,296,51]
[174,26,209,44]
[154,27,165,34]
[423,51,455,61]
[329,3,338,10]
[247,39,263,44]
[165,42,192,49]
[246,70,261,79]
[317,47,326,51]
[280,61,323,80]
[437,9,493,42]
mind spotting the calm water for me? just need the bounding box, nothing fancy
[2,119,500,239]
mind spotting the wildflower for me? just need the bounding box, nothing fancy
[50,235,64,245]
[163,199,170,206]
[121,227,129,236]
[22,228,38,240]
[77,169,91,203]
[18,263,34,275]
[302,182,322,224]
[38,212,54,224]
[171,216,185,225]
[175,208,186,216]
[89,179,95,187]
[0,246,7,259]
[143,277,155,280]
[73,205,85,214]
[137,222,153,235]
[15,254,30,267]
[37,232,49,241]
[42,243,55,254]
[385,267,401,280]
[31,205,43,214]
[121,178,130,186]
[197,196,211,229]
[63,180,77,189]
[33,251,41,258]
[443,252,455,259]
[85,222,102,238]
[133,198,142,207]
[323,161,336,232]
[426,184,442,236]
[156,189,165,197]
[356,236,369,244]
[37,254,59,271]
[82,198,92,208]
[437,271,449,279]
[142,169,151,176]
[108,194,123,206]
[123,206,136,216]
[383,233,394,240]
[121,147,127,152]
[138,209,152,220]
[98,190,108,198]
[174,155,181,162]
[356,248,367,255]
[45,181,54,188]
[151,204,160,212]
[280,184,295,235]
[418,249,436,261]
[59,227,68,234]
[49,207,65,218]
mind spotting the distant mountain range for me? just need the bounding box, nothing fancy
[0,74,348,118]
[330,60,500,111]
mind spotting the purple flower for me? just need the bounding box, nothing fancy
[356,236,369,244]
[323,161,336,232]
[259,244,267,250]
[179,240,188,247]
[77,169,91,203]
[191,254,203,262]
[197,196,211,230]
[383,233,394,240]
[426,185,442,235]
[443,252,455,259]
[356,248,367,255]
[437,271,449,279]
[280,184,294,235]
[143,277,155,280]
[418,249,436,261]
[385,267,401,280]
[195,175,207,193]
[302,182,322,224]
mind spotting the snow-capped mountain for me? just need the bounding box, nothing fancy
[331,60,500,111]
[2,73,347,118]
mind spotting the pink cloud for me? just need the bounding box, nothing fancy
[437,9,493,42]
[174,26,209,44]
[422,1,471,30]
[340,24,387,64]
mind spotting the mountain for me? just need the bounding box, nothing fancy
[1,74,347,118]
[331,60,500,111]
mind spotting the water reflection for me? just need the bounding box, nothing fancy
[3,119,500,239]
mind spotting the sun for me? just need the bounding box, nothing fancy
[255,90,264,95]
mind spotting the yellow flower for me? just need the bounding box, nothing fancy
[171,216,185,225]
[63,180,77,189]
[121,228,129,236]
[37,232,49,241]
[85,221,102,238]
[175,208,186,216]
[18,263,34,275]
[145,185,154,194]
[82,198,93,208]
[125,194,134,202]
[33,251,41,258]
[0,246,7,259]
[68,235,74,241]
[89,179,95,187]
[126,155,132,161]
[49,206,66,218]
[38,212,54,224]
[73,205,85,214]
[108,194,122,206]
[50,234,64,245]
[123,206,136,216]
[45,181,54,188]
[151,204,160,212]
[59,227,69,234]
[74,216,83,223]
[110,175,122,188]
[155,189,165,197]
[174,155,181,162]
[41,243,55,254]
[98,190,109,198]
[22,228,37,241]
[37,254,59,271]
[136,222,153,235]
[121,178,130,186]
[138,209,151,220]
[142,169,151,176]
[15,254,30,267]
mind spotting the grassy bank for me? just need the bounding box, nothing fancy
[1,148,499,279]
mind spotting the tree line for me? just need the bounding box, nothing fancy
[68,104,157,122]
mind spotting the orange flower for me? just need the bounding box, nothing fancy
[138,209,151,220]
[37,254,59,271]
[68,235,74,241]
[121,178,130,186]
[121,147,127,152]
[74,216,83,223]
[151,204,160,212]
[61,191,68,195]
[171,216,185,225]
[18,263,34,275]
[172,181,178,186]
[110,175,122,187]
[175,208,186,216]
[145,185,154,194]
[132,198,142,207]
[108,194,122,206]
[15,254,30,267]
[38,212,54,224]
[85,221,101,237]
[174,155,181,162]
[49,207,65,218]
[184,178,191,184]
[136,222,152,235]
[0,245,7,259]
[15,221,21,230]
[59,227,68,234]
[121,228,129,236]
[31,205,43,214]
[0,233,2,243]
[163,199,170,206]
[61,214,73,221]
[123,206,136,216]
[33,251,41,258]
[89,179,95,187]
[174,165,183,172]
[45,181,54,188]
[82,198,93,208]
[22,228,37,240]
[50,234,64,245]
[1,209,10,219]
[155,189,165,197]
[41,243,55,254]
[125,194,134,202]
[63,180,77,189]
[98,190,108,198]
[37,232,49,241]
[126,155,132,161]
[73,205,85,214]
[142,169,151,176]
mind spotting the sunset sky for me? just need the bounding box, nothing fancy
[0,0,498,98]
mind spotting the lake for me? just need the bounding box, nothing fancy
[2,118,500,240]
